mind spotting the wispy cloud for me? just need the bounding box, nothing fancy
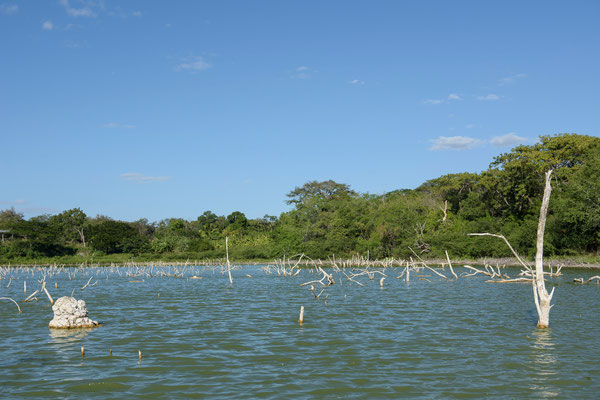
[465,123,477,129]
[104,122,136,129]
[0,199,27,205]
[430,136,482,151]
[174,56,211,73]
[476,94,500,101]
[499,73,526,86]
[120,173,171,183]
[349,79,365,85]
[107,5,142,18]
[0,3,18,14]
[64,39,86,48]
[42,20,54,30]
[292,66,312,79]
[59,0,98,17]
[21,207,57,215]
[423,93,462,105]
[491,132,527,147]
[423,99,444,105]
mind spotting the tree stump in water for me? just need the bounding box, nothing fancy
[48,296,100,329]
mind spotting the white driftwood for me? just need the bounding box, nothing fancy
[445,250,458,279]
[226,236,233,286]
[0,297,22,313]
[24,290,39,302]
[81,276,93,290]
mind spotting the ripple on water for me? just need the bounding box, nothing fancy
[1,265,600,399]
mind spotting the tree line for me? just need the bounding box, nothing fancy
[1,133,598,263]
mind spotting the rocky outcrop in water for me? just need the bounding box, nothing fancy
[48,296,100,329]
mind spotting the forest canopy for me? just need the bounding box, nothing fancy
[1,133,599,263]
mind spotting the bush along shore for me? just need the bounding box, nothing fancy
[1,134,599,267]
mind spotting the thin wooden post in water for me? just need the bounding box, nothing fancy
[299,306,304,325]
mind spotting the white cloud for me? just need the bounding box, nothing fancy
[174,56,211,73]
[0,3,18,14]
[465,123,476,129]
[491,132,527,147]
[59,0,97,17]
[42,20,54,30]
[292,66,313,79]
[424,93,461,104]
[349,79,364,85]
[120,173,171,183]
[499,73,526,86]
[477,94,500,101]
[104,122,136,129]
[430,136,482,151]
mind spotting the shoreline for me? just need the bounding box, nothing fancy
[1,257,599,269]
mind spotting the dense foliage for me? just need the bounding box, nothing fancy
[1,134,598,263]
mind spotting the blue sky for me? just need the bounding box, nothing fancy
[1,1,599,222]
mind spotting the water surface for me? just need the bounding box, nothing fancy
[1,265,599,399]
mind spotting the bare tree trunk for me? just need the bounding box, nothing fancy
[533,170,554,328]
[78,229,86,247]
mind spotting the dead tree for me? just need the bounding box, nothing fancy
[532,170,554,328]
[469,170,555,328]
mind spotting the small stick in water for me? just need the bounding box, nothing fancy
[138,350,142,362]
[299,306,304,325]
[43,286,54,304]
[24,280,26,294]
[81,346,85,357]
[109,349,112,356]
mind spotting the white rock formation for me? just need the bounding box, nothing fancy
[48,296,99,329]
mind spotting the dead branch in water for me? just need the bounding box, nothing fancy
[485,278,532,283]
[445,250,458,279]
[300,267,335,287]
[226,236,233,286]
[408,247,447,279]
[0,297,22,313]
[24,290,39,302]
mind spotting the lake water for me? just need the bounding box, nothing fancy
[1,264,600,399]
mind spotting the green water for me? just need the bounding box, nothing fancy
[1,265,599,399]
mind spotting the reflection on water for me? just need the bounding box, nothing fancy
[49,327,93,343]
[48,328,94,360]
[529,327,559,397]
